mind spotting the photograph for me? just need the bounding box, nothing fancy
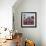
[21,12,37,28]
[0,0,45,46]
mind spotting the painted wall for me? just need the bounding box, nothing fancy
[13,0,46,46]
[0,0,17,30]
[41,0,46,46]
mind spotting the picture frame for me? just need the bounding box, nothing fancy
[21,12,37,28]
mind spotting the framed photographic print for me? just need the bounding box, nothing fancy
[21,12,37,28]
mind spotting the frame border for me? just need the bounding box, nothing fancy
[21,12,37,28]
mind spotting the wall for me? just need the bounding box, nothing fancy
[41,0,46,46]
[13,0,42,46]
[0,0,18,38]
[0,0,17,30]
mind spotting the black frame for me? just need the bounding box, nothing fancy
[21,12,37,28]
